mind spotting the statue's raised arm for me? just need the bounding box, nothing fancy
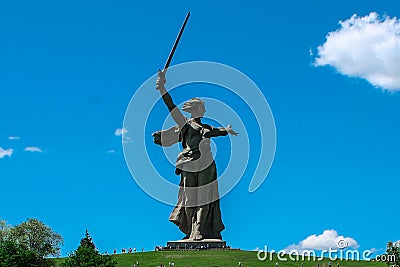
[156,69,186,127]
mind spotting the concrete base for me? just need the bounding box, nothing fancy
[166,239,227,250]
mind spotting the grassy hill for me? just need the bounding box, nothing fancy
[54,250,388,267]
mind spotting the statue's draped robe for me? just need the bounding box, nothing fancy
[154,118,226,240]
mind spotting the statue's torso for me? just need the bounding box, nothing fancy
[176,119,213,173]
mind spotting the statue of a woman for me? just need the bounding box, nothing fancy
[154,70,238,241]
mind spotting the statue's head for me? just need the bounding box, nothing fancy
[182,98,206,118]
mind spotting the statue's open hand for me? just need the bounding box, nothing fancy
[156,69,166,90]
[226,124,239,136]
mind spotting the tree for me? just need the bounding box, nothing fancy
[0,240,43,267]
[386,241,400,267]
[9,218,64,258]
[0,218,62,267]
[0,220,11,243]
[79,229,96,251]
[62,230,117,267]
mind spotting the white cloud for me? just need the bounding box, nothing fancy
[284,230,359,252]
[114,127,131,143]
[0,147,13,158]
[114,128,128,136]
[107,149,115,154]
[369,247,385,254]
[8,136,20,140]
[284,244,304,253]
[24,147,43,153]
[315,12,400,91]
[370,248,377,253]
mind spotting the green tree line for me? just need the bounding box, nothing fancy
[0,218,63,267]
[0,218,117,267]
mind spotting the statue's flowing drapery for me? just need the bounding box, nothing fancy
[154,119,226,240]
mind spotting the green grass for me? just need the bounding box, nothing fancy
[54,250,388,267]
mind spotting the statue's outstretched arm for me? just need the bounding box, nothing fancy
[225,124,239,136]
[156,70,186,127]
[204,124,239,138]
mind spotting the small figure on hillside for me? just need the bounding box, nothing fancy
[328,262,332,267]
[276,262,279,266]
[113,248,116,254]
[238,261,242,266]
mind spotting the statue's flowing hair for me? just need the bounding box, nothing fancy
[182,98,205,113]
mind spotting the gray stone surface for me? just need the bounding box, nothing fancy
[166,239,227,249]
[154,71,238,242]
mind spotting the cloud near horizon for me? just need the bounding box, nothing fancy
[24,147,43,153]
[0,147,13,158]
[284,230,359,252]
[8,136,20,140]
[314,12,400,91]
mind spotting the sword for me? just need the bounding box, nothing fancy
[162,12,190,71]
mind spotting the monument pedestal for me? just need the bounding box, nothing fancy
[166,239,227,250]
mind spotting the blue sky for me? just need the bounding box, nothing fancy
[1,0,399,257]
